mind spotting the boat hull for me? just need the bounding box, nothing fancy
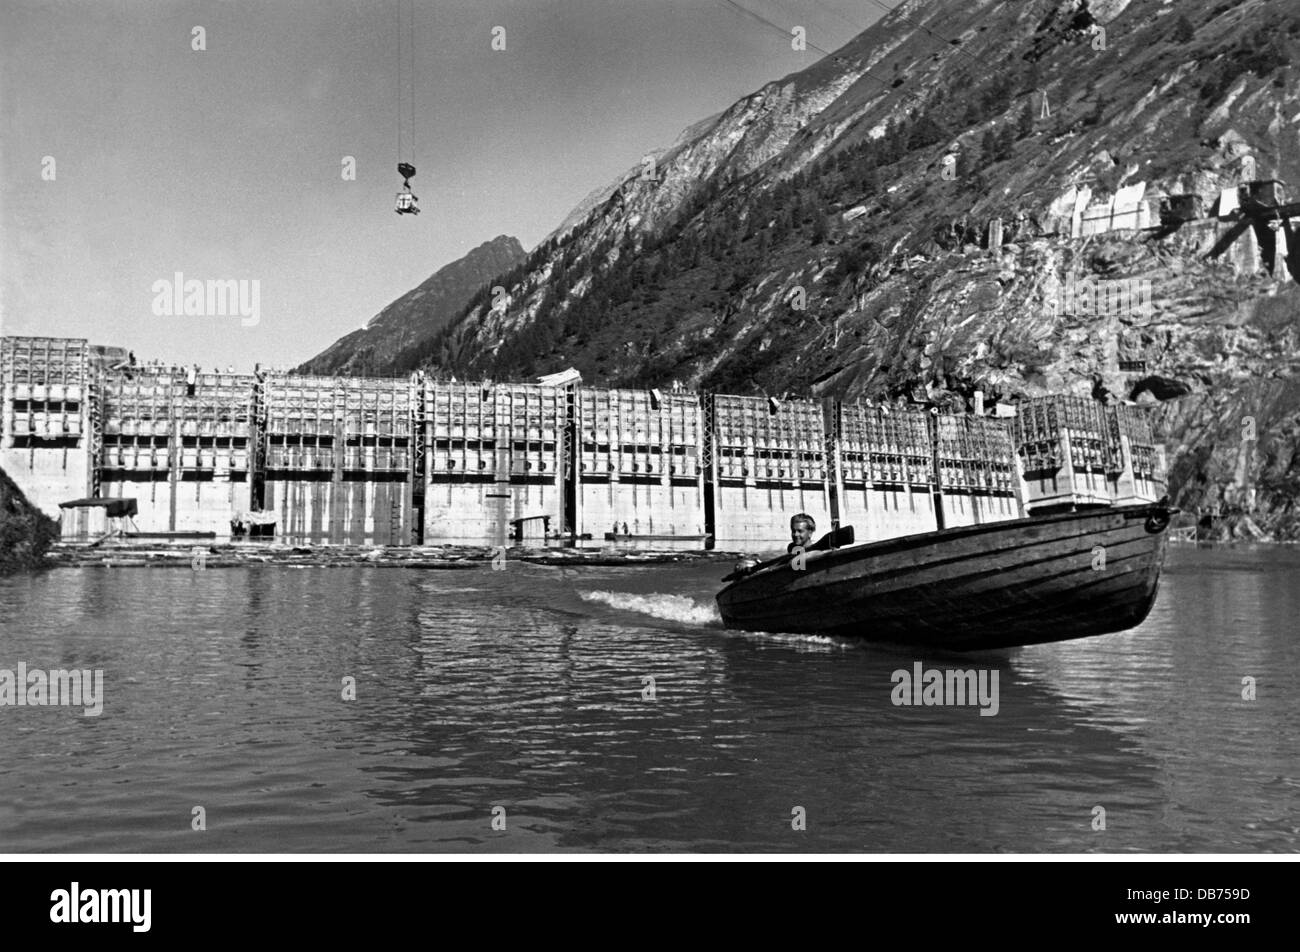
[715,503,1173,650]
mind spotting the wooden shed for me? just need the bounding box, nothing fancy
[58,497,138,542]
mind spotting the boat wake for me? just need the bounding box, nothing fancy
[738,630,846,650]
[579,590,857,652]
[579,590,723,627]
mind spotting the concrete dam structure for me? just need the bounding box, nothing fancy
[2,335,1166,548]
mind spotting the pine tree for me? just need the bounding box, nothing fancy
[1022,59,1040,97]
[960,146,982,191]
[1016,100,1035,140]
[980,128,999,162]
[1085,97,1106,127]
[996,124,1016,161]
[811,213,828,245]
[863,165,881,196]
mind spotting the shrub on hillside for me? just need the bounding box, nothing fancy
[0,472,57,573]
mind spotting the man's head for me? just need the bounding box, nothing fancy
[790,513,815,550]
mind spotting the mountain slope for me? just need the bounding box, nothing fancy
[424,0,1297,381]
[322,0,1300,536]
[296,235,526,376]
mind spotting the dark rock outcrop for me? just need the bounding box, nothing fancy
[0,466,58,573]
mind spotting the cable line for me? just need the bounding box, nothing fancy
[394,0,420,215]
[715,0,893,88]
[861,0,983,66]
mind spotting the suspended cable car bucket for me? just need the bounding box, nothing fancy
[395,190,420,215]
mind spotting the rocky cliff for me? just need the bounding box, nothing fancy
[321,0,1300,538]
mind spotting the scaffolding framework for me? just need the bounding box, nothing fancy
[1,337,89,446]
[3,335,1171,543]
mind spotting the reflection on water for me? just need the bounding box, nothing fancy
[0,545,1296,852]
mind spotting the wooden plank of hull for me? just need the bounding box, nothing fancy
[716,504,1171,650]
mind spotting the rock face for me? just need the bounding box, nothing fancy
[0,466,57,573]
[325,0,1300,536]
[296,235,526,376]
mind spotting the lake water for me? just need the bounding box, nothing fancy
[1,545,1297,852]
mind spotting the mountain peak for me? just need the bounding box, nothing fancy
[296,235,527,376]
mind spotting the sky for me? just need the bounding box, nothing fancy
[1,0,877,371]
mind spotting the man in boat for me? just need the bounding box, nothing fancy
[788,513,816,554]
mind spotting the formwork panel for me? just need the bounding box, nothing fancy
[424,380,562,543]
[578,388,705,539]
[934,413,1022,528]
[710,394,831,547]
[263,375,414,544]
[99,368,257,534]
[1,336,89,391]
[1014,396,1115,510]
[1,337,92,517]
[425,381,499,479]
[836,403,937,540]
[173,372,256,533]
[935,415,1019,496]
[1107,403,1166,505]
[495,383,562,478]
[836,403,1020,539]
[340,378,416,475]
[839,403,934,488]
[712,394,829,482]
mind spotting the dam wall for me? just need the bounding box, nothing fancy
[835,403,1024,537]
[578,388,706,542]
[99,369,257,535]
[424,381,564,545]
[708,394,833,546]
[0,337,91,519]
[1014,395,1166,514]
[2,335,1166,548]
[263,375,416,545]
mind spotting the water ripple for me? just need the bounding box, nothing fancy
[0,547,1297,851]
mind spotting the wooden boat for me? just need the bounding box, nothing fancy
[715,501,1175,650]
